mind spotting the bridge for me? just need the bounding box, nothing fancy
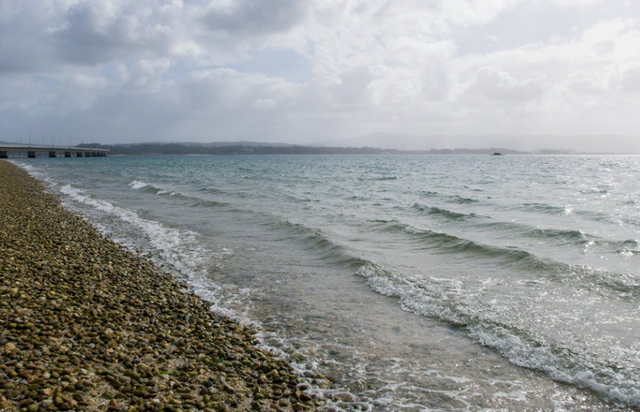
[0,145,109,159]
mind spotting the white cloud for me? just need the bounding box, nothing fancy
[438,0,524,27]
[1,0,640,149]
[252,98,275,108]
[201,0,312,38]
[464,67,546,102]
[549,0,606,8]
[612,63,640,95]
[182,68,299,112]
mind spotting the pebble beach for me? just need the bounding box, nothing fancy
[0,161,320,412]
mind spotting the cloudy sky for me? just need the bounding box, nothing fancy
[1,0,640,151]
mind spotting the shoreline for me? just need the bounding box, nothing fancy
[0,160,320,411]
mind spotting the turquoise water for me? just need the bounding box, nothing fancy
[17,155,640,411]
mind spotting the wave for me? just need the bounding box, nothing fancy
[129,180,149,190]
[476,221,592,243]
[411,203,479,221]
[419,190,479,204]
[375,221,640,299]
[476,221,640,256]
[197,187,224,195]
[379,221,541,267]
[12,161,56,187]
[522,227,590,242]
[129,180,177,196]
[358,176,398,181]
[410,202,637,255]
[518,202,638,227]
[128,180,228,208]
[409,200,605,248]
[580,188,609,194]
[451,195,479,204]
[271,220,368,269]
[614,239,640,256]
[57,183,244,320]
[356,262,640,408]
[61,184,209,274]
[467,325,640,408]
[522,202,575,215]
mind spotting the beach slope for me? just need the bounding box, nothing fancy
[0,161,318,411]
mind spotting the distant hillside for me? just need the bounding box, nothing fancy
[72,142,587,156]
[318,133,640,153]
[112,141,296,148]
[76,143,395,155]
[1,140,578,155]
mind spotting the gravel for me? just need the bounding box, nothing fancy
[0,160,322,412]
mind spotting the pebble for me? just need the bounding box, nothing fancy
[0,161,321,411]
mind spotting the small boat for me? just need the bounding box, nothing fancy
[492,152,502,156]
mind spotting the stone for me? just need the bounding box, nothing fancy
[0,161,320,412]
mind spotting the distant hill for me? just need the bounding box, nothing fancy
[8,133,640,154]
[72,142,591,156]
[76,142,395,155]
[317,133,640,154]
[0,139,592,155]
[112,141,296,148]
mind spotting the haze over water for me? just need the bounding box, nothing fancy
[18,154,640,411]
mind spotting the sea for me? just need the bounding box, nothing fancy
[14,154,640,411]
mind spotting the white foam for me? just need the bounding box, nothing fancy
[13,161,34,173]
[12,161,56,187]
[58,183,245,319]
[356,261,640,408]
[129,180,180,197]
[129,180,149,190]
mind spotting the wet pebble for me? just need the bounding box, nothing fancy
[0,161,322,411]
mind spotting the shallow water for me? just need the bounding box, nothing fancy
[17,154,640,411]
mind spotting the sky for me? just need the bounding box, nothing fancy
[1,0,640,151]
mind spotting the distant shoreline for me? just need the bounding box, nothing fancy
[71,143,593,156]
[2,140,634,156]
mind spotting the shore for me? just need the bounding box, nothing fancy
[0,161,321,411]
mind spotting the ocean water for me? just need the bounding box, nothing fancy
[15,154,640,411]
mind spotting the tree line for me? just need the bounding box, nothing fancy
[76,143,397,156]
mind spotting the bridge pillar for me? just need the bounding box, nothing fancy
[49,151,56,158]
[64,151,72,158]
[28,151,36,158]
[76,152,83,157]
[90,152,97,157]
[0,151,7,159]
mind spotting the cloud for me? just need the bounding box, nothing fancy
[0,0,210,75]
[613,63,640,95]
[2,0,640,149]
[464,67,546,101]
[53,2,130,65]
[549,0,606,8]
[438,0,524,27]
[181,68,299,112]
[201,0,312,39]
[52,0,192,66]
[328,66,373,108]
[0,0,58,74]
[252,98,275,109]
[564,72,608,97]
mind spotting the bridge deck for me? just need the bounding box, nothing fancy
[0,145,109,158]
